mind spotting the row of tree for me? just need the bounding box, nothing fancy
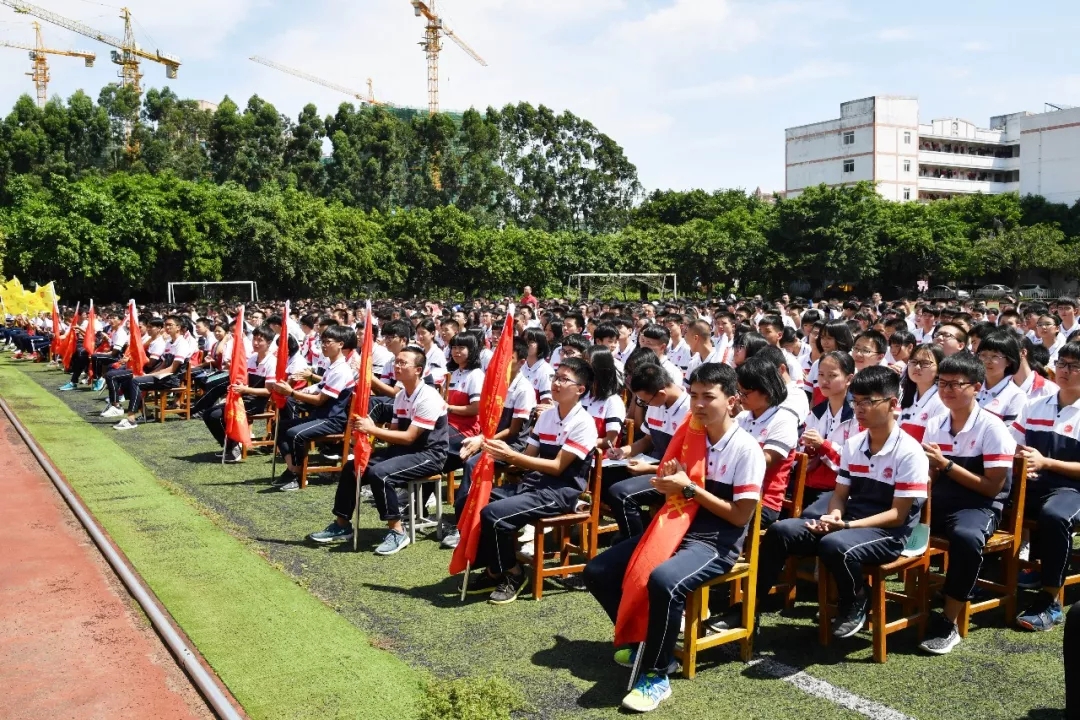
[0,85,1078,301]
[2,170,1078,301]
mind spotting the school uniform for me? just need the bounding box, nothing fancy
[1018,372,1058,402]
[443,367,486,473]
[423,345,448,388]
[584,422,765,674]
[737,405,799,528]
[123,334,193,415]
[300,331,321,368]
[91,326,129,380]
[582,392,627,442]
[801,399,859,511]
[476,403,598,575]
[659,357,684,387]
[613,341,636,366]
[756,424,930,608]
[899,385,948,443]
[914,326,936,344]
[276,356,355,464]
[924,408,1016,602]
[333,382,449,524]
[782,348,806,384]
[667,339,692,373]
[1045,337,1066,365]
[204,352,277,448]
[1011,394,1080,588]
[977,375,1026,424]
[605,393,691,538]
[520,358,555,403]
[453,373,536,521]
[803,359,825,407]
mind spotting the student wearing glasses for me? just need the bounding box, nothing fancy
[919,352,1016,654]
[748,366,929,641]
[463,357,599,604]
[1036,314,1065,365]
[934,323,968,357]
[604,362,690,539]
[975,330,1027,424]
[1010,342,1080,631]
[852,330,888,374]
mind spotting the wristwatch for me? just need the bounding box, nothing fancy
[681,484,697,500]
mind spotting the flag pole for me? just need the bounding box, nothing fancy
[269,415,281,482]
[627,641,645,691]
[459,561,470,601]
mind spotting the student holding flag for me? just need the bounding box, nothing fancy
[205,310,275,463]
[583,362,765,713]
[100,301,151,419]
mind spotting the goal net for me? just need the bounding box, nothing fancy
[167,281,259,305]
[567,273,678,302]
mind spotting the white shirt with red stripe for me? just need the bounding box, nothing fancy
[505,372,537,422]
[247,352,277,381]
[521,358,555,402]
[316,357,355,400]
[977,375,1027,424]
[1017,371,1058,402]
[392,382,447,432]
[737,405,799,512]
[528,402,597,461]
[582,392,627,439]
[899,385,947,443]
[447,367,485,436]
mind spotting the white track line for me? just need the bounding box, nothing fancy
[747,656,917,720]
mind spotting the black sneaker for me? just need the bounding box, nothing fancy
[918,613,960,655]
[458,570,502,596]
[832,590,869,638]
[704,604,743,634]
[488,572,529,605]
[272,469,296,486]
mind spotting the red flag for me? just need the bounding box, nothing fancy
[126,300,150,375]
[61,302,80,372]
[49,300,62,357]
[82,300,97,379]
[350,301,375,477]
[450,304,517,575]
[224,306,251,448]
[271,300,291,409]
[612,416,708,647]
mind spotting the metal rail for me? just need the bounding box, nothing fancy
[0,396,244,720]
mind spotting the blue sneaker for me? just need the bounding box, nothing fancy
[308,521,353,544]
[374,529,411,555]
[92,378,105,392]
[1018,569,1041,590]
[58,382,76,391]
[621,672,672,713]
[1016,592,1063,631]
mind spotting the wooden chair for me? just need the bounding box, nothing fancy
[299,424,353,489]
[596,419,636,541]
[404,474,446,543]
[816,487,932,663]
[927,457,1027,635]
[150,364,193,423]
[241,406,279,460]
[674,499,764,677]
[518,455,604,600]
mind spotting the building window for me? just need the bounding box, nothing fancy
[843,159,854,173]
[904,131,912,144]
[903,188,911,200]
[903,159,911,172]
[843,131,855,145]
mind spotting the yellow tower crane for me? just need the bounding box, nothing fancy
[0,1,179,96]
[249,55,389,107]
[0,22,95,107]
[409,0,486,116]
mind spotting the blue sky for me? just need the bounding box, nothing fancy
[0,0,1077,195]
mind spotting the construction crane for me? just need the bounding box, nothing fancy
[249,55,389,107]
[0,22,95,107]
[0,1,180,95]
[409,0,486,116]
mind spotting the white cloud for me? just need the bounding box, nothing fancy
[877,26,914,41]
[670,61,851,101]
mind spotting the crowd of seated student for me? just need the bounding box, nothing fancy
[8,290,1080,714]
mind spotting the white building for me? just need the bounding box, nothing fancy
[785,95,1080,205]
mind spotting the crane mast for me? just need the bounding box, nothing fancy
[0,21,95,106]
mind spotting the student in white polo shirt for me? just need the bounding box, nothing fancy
[611,317,637,365]
[684,319,723,382]
[749,366,930,641]
[1010,341,1080,632]
[462,357,598,605]
[1015,337,1059,401]
[637,323,684,387]
[898,344,947,443]
[975,330,1027,425]
[113,315,193,431]
[204,324,278,463]
[919,351,1016,654]
[800,351,858,513]
[521,328,555,405]
[663,313,692,374]
[1058,297,1079,342]
[604,362,690,538]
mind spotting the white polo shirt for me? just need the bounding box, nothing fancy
[899,385,948,443]
[837,424,929,531]
[642,391,691,458]
[526,402,599,491]
[668,339,692,372]
[687,423,766,553]
[977,375,1027,424]
[1011,393,1080,492]
[924,406,1016,512]
[521,358,555,402]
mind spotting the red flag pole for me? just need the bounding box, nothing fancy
[449,304,517,589]
[352,300,374,551]
[223,306,251,459]
[269,301,289,481]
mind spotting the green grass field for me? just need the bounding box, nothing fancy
[1,357,1069,720]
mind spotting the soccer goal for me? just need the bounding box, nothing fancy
[567,273,678,302]
[167,281,259,305]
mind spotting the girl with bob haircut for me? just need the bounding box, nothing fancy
[582,345,626,451]
[736,354,797,528]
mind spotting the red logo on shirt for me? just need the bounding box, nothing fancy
[759,428,769,439]
[883,467,893,479]
[1067,425,1075,434]
[720,464,727,475]
[920,412,928,421]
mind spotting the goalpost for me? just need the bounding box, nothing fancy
[566,273,678,301]
[167,281,259,305]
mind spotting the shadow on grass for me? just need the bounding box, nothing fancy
[530,635,627,710]
[363,575,479,609]
[1017,710,1065,720]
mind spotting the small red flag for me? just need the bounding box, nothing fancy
[271,300,290,409]
[126,300,150,375]
[450,304,517,576]
[612,416,708,647]
[224,306,252,448]
[49,300,62,358]
[350,301,375,478]
[61,302,80,372]
[82,300,96,378]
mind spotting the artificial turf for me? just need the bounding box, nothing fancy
[2,357,1070,720]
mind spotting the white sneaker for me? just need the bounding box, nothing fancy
[101,406,124,418]
[113,418,138,431]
